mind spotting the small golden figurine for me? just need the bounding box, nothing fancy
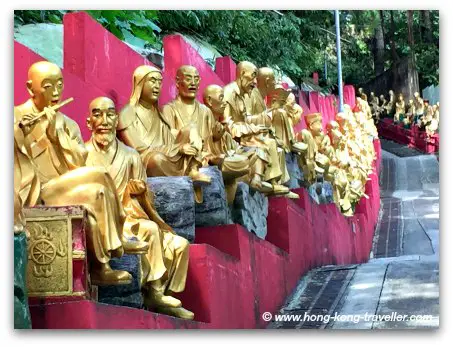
[85,97,193,320]
[14,61,149,286]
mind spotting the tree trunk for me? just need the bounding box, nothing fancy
[390,11,399,63]
[421,10,433,43]
[374,11,385,75]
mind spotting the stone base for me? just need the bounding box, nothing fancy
[308,181,334,204]
[147,176,195,242]
[97,248,143,309]
[230,182,268,239]
[14,232,31,329]
[284,152,303,189]
[195,166,232,227]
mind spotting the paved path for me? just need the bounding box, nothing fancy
[269,141,439,329]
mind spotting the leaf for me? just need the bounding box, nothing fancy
[121,28,146,48]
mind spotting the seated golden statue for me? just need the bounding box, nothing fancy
[202,84,273,201]
[413,92,425,125]
[14,61,148,286]
[404,99,415,127]
[394,93,405,124]
[161,65,251,203]
[223,61,297,198]
[386,90,396,116]
[244,67,274,127]
[117,65,211,188]
[422,105,439,137]
[85,97,193,320]
[267,84,308,155]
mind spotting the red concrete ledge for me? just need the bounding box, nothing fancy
[377,119,439,154]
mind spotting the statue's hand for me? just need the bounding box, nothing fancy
[180,143,198,156]
[20,113,40,136]
[43,107,59,142]
[127,179,147,196]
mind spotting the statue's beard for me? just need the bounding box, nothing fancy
[94,131,116,148]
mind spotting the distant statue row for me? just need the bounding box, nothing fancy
[358,88,439,138]
[14,61,377,320]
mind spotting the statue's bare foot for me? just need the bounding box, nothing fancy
[91,263,132,286]
[156,306,195,320]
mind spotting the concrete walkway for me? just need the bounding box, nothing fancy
[269,141,439,329]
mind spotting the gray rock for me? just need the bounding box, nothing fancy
[308,181,334,204]
[284,152,303,189]
[195,166,232,227]
[97,243,143,309]
[147,176,195,242]
[230,182,268,239]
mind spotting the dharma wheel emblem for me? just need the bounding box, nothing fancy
[28,223,66,278]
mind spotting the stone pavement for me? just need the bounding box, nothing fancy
[269,143,439,329]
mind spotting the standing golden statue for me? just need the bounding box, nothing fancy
[202,84,273,201]
[14,61,149,286]
[223,61,297,198]
[117,65,211,188]
[85,97,193,320]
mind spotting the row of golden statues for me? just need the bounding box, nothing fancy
[359,88,440,137]
[14,60,377,320]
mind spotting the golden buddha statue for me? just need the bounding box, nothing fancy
[369,92,380,121]
[85,97,193,320]
[244,67,274,127]
[394,93,406,123]
[223,61,297,198]
[422,105,439,137]
[403,99,414,128]
[413,92,425,125]
[267,84,308,155]
[161,65,252,203]
[386,90,396,116]
[378,94,388,118]
[117,65,211,189]
[325,121,354,216]
[202,84,273,201]
[14,61,149,286]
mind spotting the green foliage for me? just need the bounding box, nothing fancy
[14,10,439,89]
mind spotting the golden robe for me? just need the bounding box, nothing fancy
[85,138,189,293]
[14,99,126,264]
[118,103,202,178]
[223,82,287,183]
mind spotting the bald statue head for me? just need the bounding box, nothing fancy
[176,65,200,100]
[27,61,63,111]
[257,67,276,95]
[86,97,118,147]
[203,84,226,118]
[236,61,257,96]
